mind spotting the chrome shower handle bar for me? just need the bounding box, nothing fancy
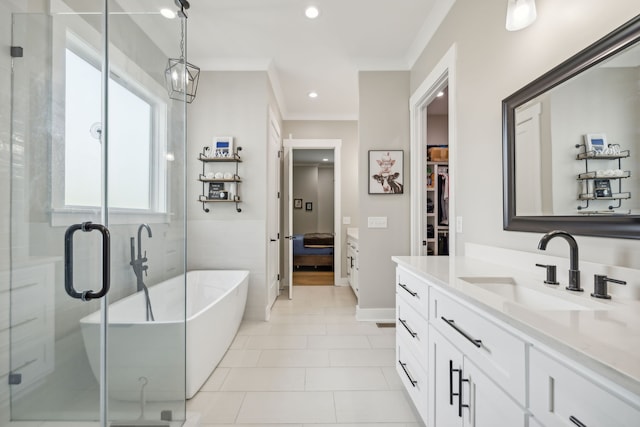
[64,222,111,301]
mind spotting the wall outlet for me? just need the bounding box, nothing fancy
[456,216,463,233]
[368,216,388,228]
[343,216,351,225]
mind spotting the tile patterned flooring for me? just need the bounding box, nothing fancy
[187,285,423,427]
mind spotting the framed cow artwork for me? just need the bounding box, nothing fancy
[368,150,404,194]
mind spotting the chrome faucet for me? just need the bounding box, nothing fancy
[537,230,582,292]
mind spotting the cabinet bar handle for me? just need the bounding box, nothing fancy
[441,317,482,348]
[449,360,456,405]
[398,283,418,297]
[569,416,587,427]
[398,360,418,387]
[398,318,418,338]
[458,370,470,417]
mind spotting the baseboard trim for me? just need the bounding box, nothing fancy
[355,306,395,323]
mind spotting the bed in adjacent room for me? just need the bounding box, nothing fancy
[292,233,334,270]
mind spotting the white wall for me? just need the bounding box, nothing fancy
[411,0,640,268]
[187,70,281,320]
[358,71,411,313]
[293,165,319,233]
[318,167,335,232]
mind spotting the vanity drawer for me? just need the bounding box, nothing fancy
[396,267,429,315]
[530,347,640,427]
[430,288,526,405]
[396,334,428,422]
[396,298,429,362]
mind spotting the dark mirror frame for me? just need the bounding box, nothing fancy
[502,14,640,239]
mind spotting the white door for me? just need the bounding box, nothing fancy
[267,112,282,308]
[284,146,294,299]
[429,327,464,427]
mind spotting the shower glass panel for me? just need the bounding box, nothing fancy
[8,1,187,425]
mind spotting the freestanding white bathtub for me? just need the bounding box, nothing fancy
[80,270,249,400]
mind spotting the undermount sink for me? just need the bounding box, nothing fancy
[458,276,610,311]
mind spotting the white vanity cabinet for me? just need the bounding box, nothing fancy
[395,267,429,421]
[346,234,359,297]
[429,327,526,427]
[529,347,640,427]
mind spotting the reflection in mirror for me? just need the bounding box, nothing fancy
[503,15,640,239]
[514,43,640,216]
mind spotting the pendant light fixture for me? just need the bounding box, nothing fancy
[164,0,200,103]
[505,0,537,31]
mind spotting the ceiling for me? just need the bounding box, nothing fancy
[187,0,455,120]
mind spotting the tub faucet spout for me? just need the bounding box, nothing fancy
[537,230,582,292]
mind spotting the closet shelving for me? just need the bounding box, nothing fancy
[425,160,449,255]
[198,146,243,213]
[575,143,630,213]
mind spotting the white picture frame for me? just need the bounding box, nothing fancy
[211,136,234,158]
[584,133,608,154]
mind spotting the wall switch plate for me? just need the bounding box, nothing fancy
[456,216,463,233]
[368,216,388,228]
[343,216,351,225]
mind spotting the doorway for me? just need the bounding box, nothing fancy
[282,139,342,299]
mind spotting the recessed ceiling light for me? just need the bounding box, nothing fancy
[308,91,318,99]
[160,8,176,19]
[436,91,445,97]
[305,6,319,19]
[322,158,329,162]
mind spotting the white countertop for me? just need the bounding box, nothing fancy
[392,255,640,397]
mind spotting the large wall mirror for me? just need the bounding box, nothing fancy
[503,14,640,239]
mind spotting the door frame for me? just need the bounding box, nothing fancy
[283,138,342,298]
[410,44,457,256]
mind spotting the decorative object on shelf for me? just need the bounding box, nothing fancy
[294,198,303,209]
[575,143,630,213]
[198,146,242,213]
[164,7,200,104]
[211,136,234,158]
[583,133,607,155]
[305,202,313,211]
[369,150,404,194]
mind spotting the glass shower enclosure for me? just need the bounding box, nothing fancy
[7,1,187,425]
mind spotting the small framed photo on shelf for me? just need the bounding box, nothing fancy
[368,150,404,194]
[584,133,607,155]
[208,182,229,200]
[294,198,303,209]
[305,202,313,211]
[593,179,612,198]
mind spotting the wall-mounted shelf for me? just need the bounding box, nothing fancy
[198,146,243,213]
[575,144,630,213]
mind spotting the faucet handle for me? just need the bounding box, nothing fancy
[535,263,559,285]
[591,274,626,299]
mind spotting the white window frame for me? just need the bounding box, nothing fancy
[51,30,170,227]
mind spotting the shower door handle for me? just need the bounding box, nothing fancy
[64,222,111,301]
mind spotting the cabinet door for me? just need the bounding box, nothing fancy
[429,327,464,427]
[463,358,527,427]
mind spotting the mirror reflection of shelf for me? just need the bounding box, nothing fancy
[578,192,631,201]
[577,170,630,180]
[576,149,630,160]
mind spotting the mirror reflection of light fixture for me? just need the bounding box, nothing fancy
[505,0,537,31]
[164,1,200,103]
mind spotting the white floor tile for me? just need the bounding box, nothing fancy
[221,367,305,391]
[218,350,262,368]
[329,348,396,367]
[267,323,327,336]
[200,367,231,391]
[187,391,245,424]
[334,390,418,423]
[307,335,371,349]
[367,334,396,348]
[326,323,384,335]
[381,366,405,390]
[236,391,335,424]
[305,367,389,391]
[244,335,308,349]
[257,349,330,367]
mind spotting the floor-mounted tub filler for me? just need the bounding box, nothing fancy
[80,270,249,401]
